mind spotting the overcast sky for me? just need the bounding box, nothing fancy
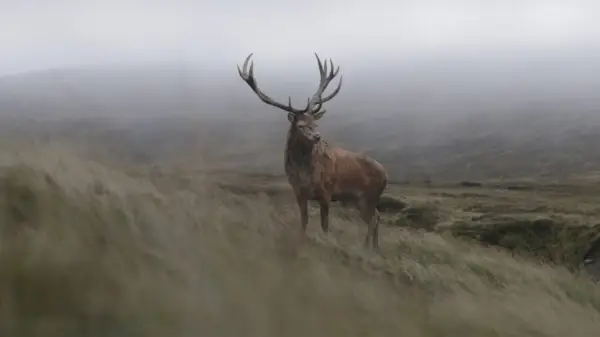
[0,0,599,76]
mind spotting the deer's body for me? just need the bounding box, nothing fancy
[238,53,388,249]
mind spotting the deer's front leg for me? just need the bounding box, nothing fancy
[294,191,309,232]
[318,194,331,233]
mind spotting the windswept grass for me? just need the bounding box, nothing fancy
[0,145,599,336]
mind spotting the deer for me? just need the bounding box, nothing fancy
[237,53,388,249]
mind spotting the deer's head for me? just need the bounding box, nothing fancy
[237,53,343,145]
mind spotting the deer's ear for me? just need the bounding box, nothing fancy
[313,109,327,120]
[287,112,295,122]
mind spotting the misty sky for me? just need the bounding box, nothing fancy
[0,0,599,76]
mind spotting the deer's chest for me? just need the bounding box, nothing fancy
[285,153,314,187]
[284,149,332,192]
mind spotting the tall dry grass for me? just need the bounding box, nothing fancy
[0,144,599,336]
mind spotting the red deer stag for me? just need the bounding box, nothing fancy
[237,53,388,249]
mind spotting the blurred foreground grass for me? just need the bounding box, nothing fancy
[0,145,599,336]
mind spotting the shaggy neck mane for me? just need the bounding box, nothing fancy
[285,125,329,176]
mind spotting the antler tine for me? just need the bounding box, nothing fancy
[236,53,252,79]
[237,53,308,114]
[306,53,343,114]
[314,53,325,79]
[318,74,343,104]
[328,59,340,79]
[318,58,342,105]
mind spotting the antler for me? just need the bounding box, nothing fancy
[237,53,343,115]
[237,53,313,114]
[307,53,343,114]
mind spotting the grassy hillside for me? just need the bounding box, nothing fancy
[1,143,600,336]
[6,112,600,183]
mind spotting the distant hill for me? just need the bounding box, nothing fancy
[1,54,600,182]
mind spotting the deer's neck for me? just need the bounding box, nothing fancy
[285,130,314,174]
[284,129,331,189]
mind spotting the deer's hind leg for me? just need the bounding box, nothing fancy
[372,209,381,248]
[358,197,379,249]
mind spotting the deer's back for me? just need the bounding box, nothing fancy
[327,147,388,197]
